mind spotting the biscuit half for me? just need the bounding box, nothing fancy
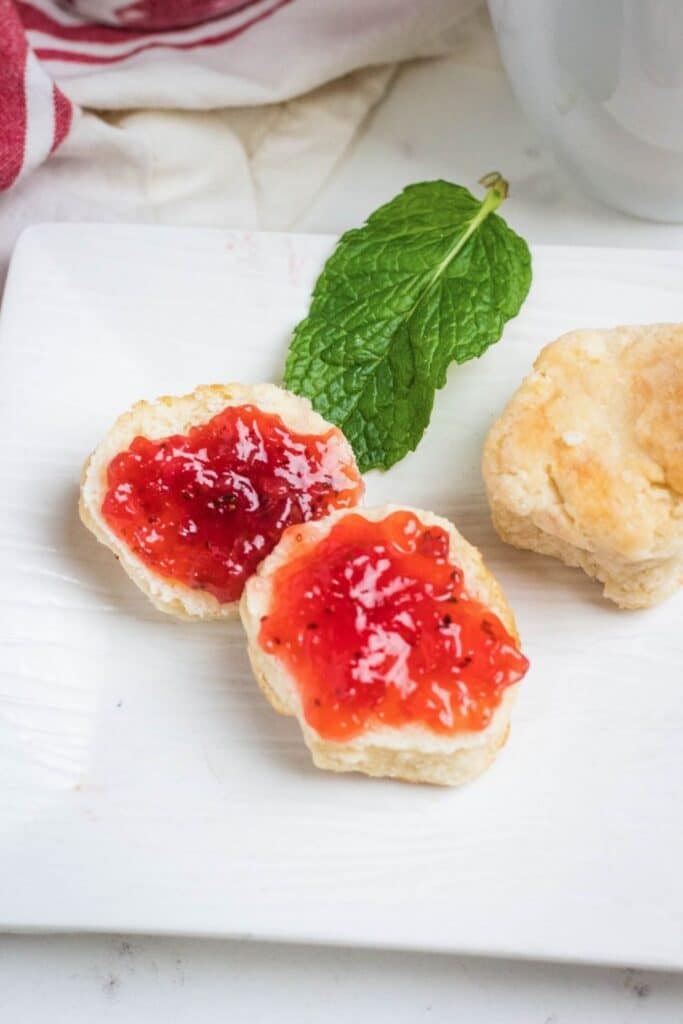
[80,382,362,620]
[240,505,525,786]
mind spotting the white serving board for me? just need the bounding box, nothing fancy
[0,225,681,969]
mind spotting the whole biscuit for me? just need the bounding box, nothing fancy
[483,324,683,608]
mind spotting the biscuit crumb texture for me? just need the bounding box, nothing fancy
[483,324,683,609]
[79,383,359,621]
[240,505,522,787]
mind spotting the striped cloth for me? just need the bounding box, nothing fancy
[1,0,72,189]
[1,0,475,192]
[19,0,293,64]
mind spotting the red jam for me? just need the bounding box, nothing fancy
[259,511,529,741]
[101,405,363,603]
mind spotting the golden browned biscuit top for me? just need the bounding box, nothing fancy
[485,324,683,561]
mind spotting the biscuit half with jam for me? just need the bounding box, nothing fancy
[240,505,529,786]
[80,383,363,619]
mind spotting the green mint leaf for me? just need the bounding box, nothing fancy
[283,175,532,472]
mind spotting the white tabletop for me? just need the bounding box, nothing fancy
[3,12,683,1020]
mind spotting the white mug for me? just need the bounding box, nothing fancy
[488,0,683,222]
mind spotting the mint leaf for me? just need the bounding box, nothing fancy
[283,175,532,472]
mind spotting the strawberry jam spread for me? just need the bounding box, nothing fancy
[101,405,363,603]
[259,511,529,741]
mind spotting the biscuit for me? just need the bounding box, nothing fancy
[240,505,527,786]
[80,382,362,620]
[483,324,683,608]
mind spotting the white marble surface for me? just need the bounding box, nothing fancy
[3,14,683,1020]
[2,935,682,1023]
[300,22,683,251]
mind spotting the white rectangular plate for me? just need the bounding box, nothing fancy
[1,225,681,969]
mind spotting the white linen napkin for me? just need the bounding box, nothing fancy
[0,0,480,285]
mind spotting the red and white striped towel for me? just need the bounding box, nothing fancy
[0,0,479,279]
[1,0,72,190]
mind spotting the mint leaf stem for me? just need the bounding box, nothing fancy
[417,173,509,311]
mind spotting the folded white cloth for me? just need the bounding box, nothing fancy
[0,0,479,285]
